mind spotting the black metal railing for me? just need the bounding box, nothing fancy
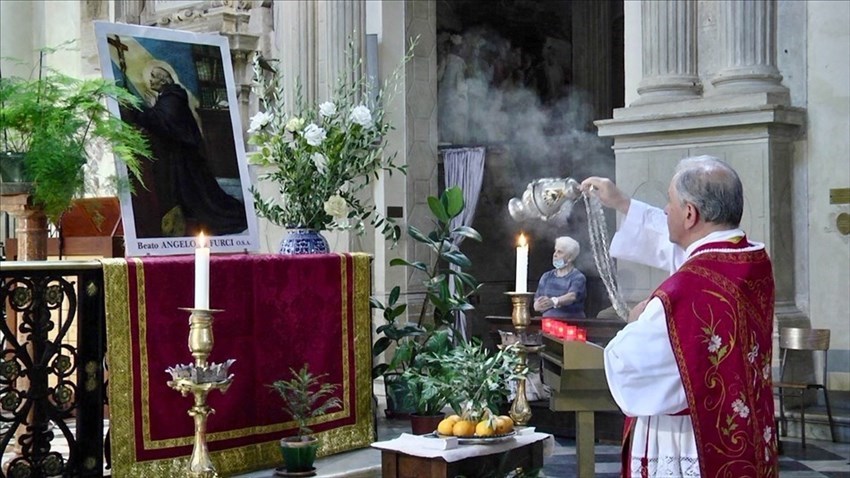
[1,261,104,478]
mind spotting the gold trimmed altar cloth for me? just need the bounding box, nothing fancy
[101,253,373,476]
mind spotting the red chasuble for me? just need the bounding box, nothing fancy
[651,237,778,477]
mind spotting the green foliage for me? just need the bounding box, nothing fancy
[269,364,343,440]
[371,186,483,383]
[248,39,417,242]
[371,186,484,416]
[398,330,454,415]
[435,340,527,422]
[0,46,150,223]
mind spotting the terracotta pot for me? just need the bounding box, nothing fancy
[410,413,445,435]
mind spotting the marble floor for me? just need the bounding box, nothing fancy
[3,418,849,477]
[235,417,850,478]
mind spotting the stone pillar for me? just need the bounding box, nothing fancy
[274,0,318,108]
[317,0,365,102]
[0,193,48,261]
[634,0,700,105]
[711,0,788,98]
[572,0,613,121]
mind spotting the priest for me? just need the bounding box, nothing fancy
[582,156,778,477]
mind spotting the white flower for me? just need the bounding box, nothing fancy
[763,425,772,443]
[319,101,337,118]
[312,152,327,173]
[304,123,327,146]
[762,363,770,380]
[349,105,373,128]
[708,334,722,353]
[732,399,750,418]
[247,111,273,133]
[285,117,305,132]
[324,194,347,218]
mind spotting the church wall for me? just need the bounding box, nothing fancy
[0,0,36,78]
[805,0,850,388]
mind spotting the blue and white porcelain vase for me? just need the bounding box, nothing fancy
[279,228,329,255]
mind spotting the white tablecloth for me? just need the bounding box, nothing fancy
[371,429,554,463]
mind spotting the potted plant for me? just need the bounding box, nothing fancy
[269,364,343,473]
[371,186,482,419]
[1,46,150,224]
[246,41,415,253]
[399,334,454,434]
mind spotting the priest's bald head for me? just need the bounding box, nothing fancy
[665,156,744,249]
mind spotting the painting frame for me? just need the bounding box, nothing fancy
[94,21,259,256]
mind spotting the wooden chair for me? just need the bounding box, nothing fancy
[774,327,836,448]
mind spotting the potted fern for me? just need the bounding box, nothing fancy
[0,46,149,224]
[269,364,343,473]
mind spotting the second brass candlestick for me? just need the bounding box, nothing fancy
[503,292,537,426]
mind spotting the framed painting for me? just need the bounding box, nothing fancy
[94,22,258,256]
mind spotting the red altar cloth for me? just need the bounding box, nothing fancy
[102,253,374,477]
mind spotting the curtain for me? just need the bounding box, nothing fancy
[442,147,486,340]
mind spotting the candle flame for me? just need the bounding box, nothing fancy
[517,233,527,247]
[197,232,207,248]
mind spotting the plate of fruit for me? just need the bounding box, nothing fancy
[432,414,517,444]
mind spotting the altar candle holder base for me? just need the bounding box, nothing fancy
[503,292,539,426]
[166,308,236,478]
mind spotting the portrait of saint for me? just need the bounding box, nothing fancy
[95,23,258,255]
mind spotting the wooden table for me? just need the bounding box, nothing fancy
[380,438,545,478]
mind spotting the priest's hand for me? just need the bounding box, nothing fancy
[581,177,631,215]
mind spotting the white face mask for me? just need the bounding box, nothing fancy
[553,259,566,269]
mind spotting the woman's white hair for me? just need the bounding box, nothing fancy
[554,236,580,262]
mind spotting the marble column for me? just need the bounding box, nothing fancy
[634,0,701,105]
[711,0,788,97]
[317,0,365,102]
[274,0,318,109]
[572,0,613,120]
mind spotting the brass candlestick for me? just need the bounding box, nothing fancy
[504,292,536,426]
[166,308,235,478]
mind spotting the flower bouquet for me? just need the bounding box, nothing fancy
[247,45,412,245]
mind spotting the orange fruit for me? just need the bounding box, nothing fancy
[452,420,476,437]
[495,416,514,435]
[475,420,496,437]
[446,414,461,422]
[437,417,458,436]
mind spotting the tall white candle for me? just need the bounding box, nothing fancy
[195,233,210,309]
[515,233,528,293]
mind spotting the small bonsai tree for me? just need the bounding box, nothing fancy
[269,364,343,441]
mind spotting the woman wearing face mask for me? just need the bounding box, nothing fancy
[533,236,587,319]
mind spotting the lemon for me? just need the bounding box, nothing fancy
[475,420,496,437]
[437,417,458,436]
[446,414,462,422]
[452,420,476,437]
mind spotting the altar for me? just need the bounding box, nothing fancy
[101,253,374,477]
